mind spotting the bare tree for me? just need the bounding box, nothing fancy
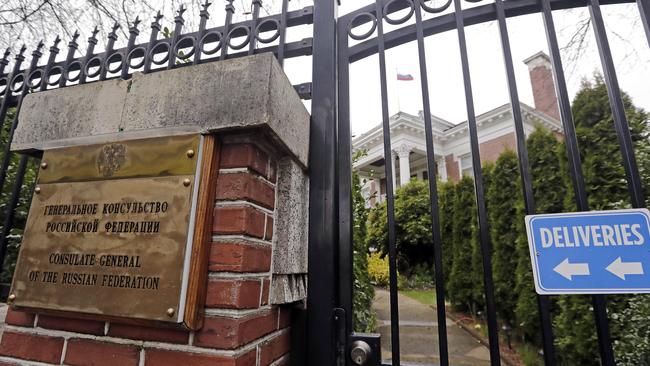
[0,0,285,53]
[557,5,646,75]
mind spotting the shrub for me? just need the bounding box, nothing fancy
[352,150,375,332]
[368,252,389,287]
[397,263,434,289]
[366,180,435,276]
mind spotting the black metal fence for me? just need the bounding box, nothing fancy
[0,0,649,365]
[332,0,650,365]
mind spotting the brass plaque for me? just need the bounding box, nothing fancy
[10,135,201,323]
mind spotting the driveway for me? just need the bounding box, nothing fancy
[373,288,491,365]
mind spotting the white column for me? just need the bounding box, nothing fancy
[438,157,447,182]
[396,145,412,187]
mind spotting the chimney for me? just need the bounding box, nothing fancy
[524,52,560,120]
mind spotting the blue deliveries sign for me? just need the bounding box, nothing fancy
[525,209,650,295]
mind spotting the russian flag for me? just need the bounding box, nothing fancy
[397,73,414,81]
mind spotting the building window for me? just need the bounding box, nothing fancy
[460,154,473,177]
[422,170,429,181]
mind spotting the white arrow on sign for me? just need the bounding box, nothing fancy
[606,257,644,280]
[554,258,590,280]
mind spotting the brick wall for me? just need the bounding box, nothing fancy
[0,138,292,366]
[529,63,560,120]
[478,132,516,165]
[444,133,516,183]
[445,154,460,182]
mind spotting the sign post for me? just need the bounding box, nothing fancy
[525,209,650,294]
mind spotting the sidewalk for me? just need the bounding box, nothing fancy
[373,288,491,365]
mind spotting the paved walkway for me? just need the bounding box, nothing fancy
[373,288,491,366]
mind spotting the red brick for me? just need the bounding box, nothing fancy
[108,323,189,344]
[265,215,274,241]
[4,308,34,327]
[220,143,269,178]
[528,62,560,120]
[0,331,64,364]
[260,331,291,366]
[261,278,270,306]
[38,314,105,335]
[216,172,276,209]
[445,154,460,183]
[195,310,278,349]
[268,159,278,183]
[209,242,272,272]
[214,206,266,238]
[145,348,256,366]
[206,279,262,309]
[478,132,516,165]
[65,338,139,366]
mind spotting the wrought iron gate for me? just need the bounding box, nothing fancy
[326,0,650,365]
[0,0,648,365]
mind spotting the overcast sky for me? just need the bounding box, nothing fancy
[330,1,650,137]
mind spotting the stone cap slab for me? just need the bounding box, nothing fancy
[13,53,310,169]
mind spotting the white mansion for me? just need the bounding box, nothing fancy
[353,52,564,205]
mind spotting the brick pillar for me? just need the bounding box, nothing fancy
[0,136,292,366]
[524,51,560,120]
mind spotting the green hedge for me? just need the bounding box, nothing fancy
[363,76,650,364]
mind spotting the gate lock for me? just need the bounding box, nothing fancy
[348,333,381,365]
[350,340,371,365]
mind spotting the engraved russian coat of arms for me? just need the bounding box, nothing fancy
[96,144,126,177]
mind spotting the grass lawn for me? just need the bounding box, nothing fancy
[400,288,437,306]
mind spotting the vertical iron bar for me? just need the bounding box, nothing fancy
[60,32,80,87]
[452,1,501,364]
[495,0,555,365]
[0,49,10,77]
[0,43,43,195]
[222,0,235,60]
[589,0,645,209]
[105,22,121,81]
[41,37,62,92]
[0,156,29,273]
[144,12,163,74]
[592,296,615,366]
[0,47,23,140]
[101,23,120,81]
[0,49,10,101]
[587,1,645,364]
[494,0,561,364]
[249,0,263,55]
[169,5,186,69]
[195,1,212,65]
[121,17,141,79]
[638,0,650,47]
[278,0,289,67]
[540,0,588,211]
[493,0,534,238]
[413,2,449,365]
[80,28,99,84]
[537,3,591,366]
[374,2,400,364]
[307,0,338,364]
[337,12,352,339]
[0,43,44,272]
